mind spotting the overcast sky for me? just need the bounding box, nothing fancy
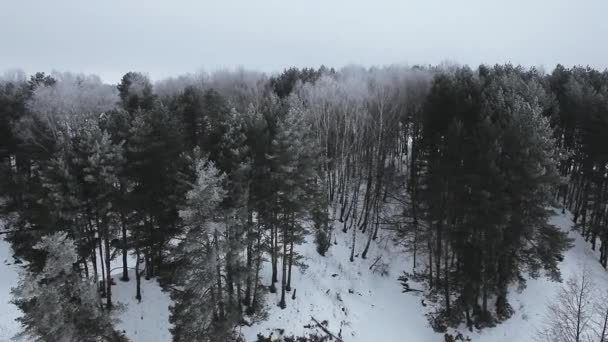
[1,0,607,83]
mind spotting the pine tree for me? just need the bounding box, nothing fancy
[79,123,125,308]
[169,157,239,342]
[126,104,189,283]
[117,72,155,113]
[418,66,570,328]
[270,96,318,308]
[12,233,127,342]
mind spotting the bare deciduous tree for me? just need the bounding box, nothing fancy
[537,267,595,342]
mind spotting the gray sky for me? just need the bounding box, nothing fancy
[1,0,607,83]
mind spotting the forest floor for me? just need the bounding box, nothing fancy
[0,220,173,342]
[0,208,607,342]
[0,221,20,341]
[241,207,608,341]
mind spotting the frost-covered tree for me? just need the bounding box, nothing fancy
[11,233,127,342]
[117,72,155,113]
[537,268,595,342]
[169,157,241,342]
[28,72,118,127]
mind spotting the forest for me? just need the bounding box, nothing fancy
[1,63,608,342]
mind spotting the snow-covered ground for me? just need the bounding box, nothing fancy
[0,219,172,342]
[470,208,608,341]
[1,208,607,342]
[112,269,173,342]
[240,221,437,341]
[0,221,21,341]
[242,208,608,341]
[94,251,173,342]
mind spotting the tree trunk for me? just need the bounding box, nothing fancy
[350,199,358,262]
[103,224,113,309]
[214,229,225,320]
[135,245,142,302]
[98,232,106,298]
[120,213,129,282]
[279,218,288,309]
[244,212,254,305]
[248,222,263,315]
[444,234,450,315]
[286,238,294,292]
[599,306,608,342]
[270,215,277,293]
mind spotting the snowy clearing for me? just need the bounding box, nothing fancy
[112,269,173,342]
[240,220,437,341]
[242,208,608,342]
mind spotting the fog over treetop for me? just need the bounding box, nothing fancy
[1,0,607,82]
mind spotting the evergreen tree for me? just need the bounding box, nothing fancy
[270,96,319,308]
[117,72,155,113]
[126,104,189,283]
[418,66,570,328]
[169,157,239,342]
[12,233,127,342]
[78,122,125,308]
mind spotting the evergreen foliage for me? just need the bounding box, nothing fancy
[1,64,606,340]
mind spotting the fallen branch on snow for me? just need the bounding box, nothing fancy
[310,316,344,342]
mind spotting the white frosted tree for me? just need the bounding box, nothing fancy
[591,290,608,342]
[170,156,240,342]
[11,232,126,342]
[537,268,595,342]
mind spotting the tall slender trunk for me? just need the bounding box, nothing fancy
[350,183,359,262]
[225,219,235,308]
[428,238,433,289]
[435,220,442,289]
[83,257,89,278]
[270,212,277,293]
[248,221,263,314]
[103,222,113,309]
[599,306,608,342]
[88,222,99,291]
[361,201,377,259]
[214,229,225,320]
[120,213,129,282]
[244,241,252,303]
[444,233,450,315]
[146,216,155,279]
[135,245,142,302]
[98,228,106,298]
[372,198,381,240]
[279,216,288,309]
[286,237,294,291]
[358,150,374,232]
[236,278,243,317]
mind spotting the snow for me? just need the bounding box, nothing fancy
[99,252,172,342]
[240,221,438,341]
[242,208,608,341]
[0,221,21,341]
[1,208,608,342]
[0,218,173,342]
[86,243,173,342]
[471,208,608,342]
[112,270,173,342]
